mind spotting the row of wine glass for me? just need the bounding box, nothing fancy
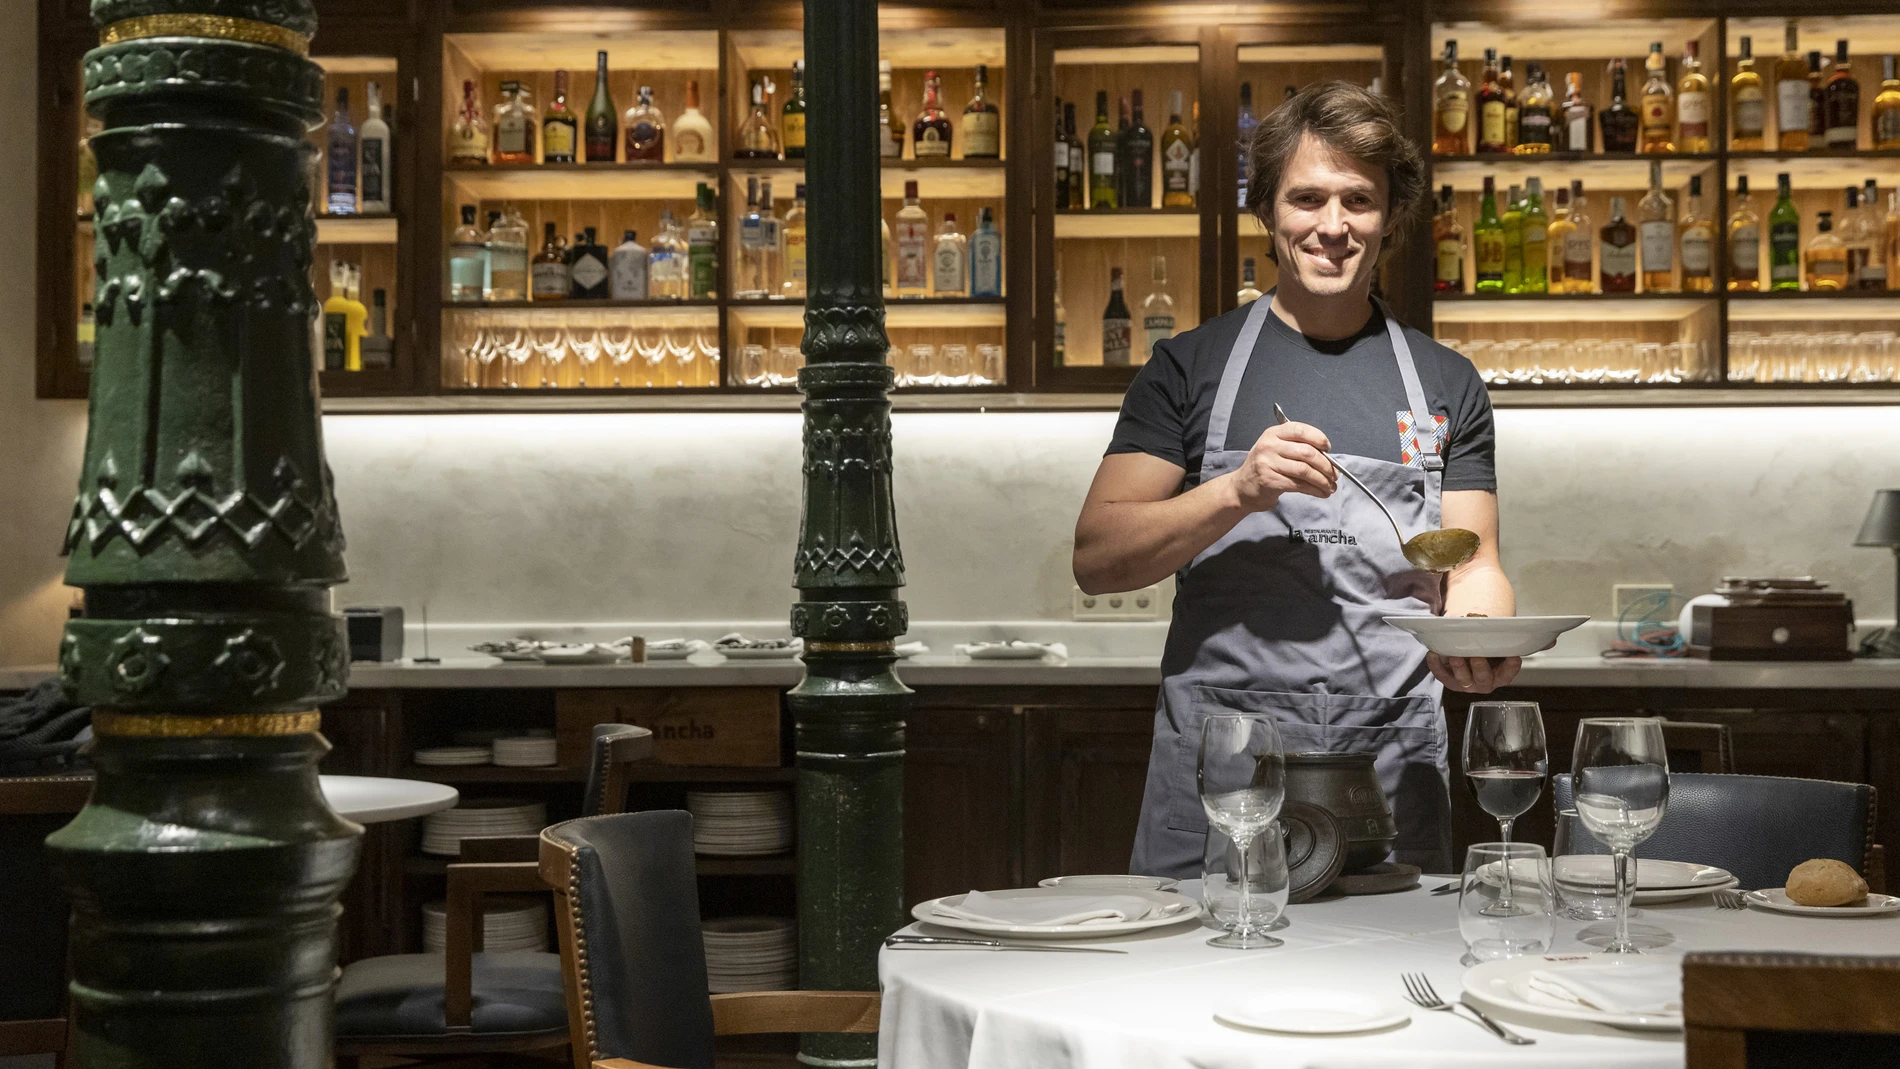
[448,310,719,389]
[1438,337,1715,386]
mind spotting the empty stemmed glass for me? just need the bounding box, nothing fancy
[1464,701,1547,915]
[487,314,530,388]
[1198,713,1285,950]
[600,317,636,386]
[528,311,567,389]
[449,312,484,388]
[695,325,722,386]
[635,320,668,387]
[565,312,603,388]
[1571,717,1670,954]
[664,316,698,387]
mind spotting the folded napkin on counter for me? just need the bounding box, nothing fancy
[1521,961,1681,1016]
[953,641,1069,661]
[713,632,803,650]
[648,638,712,653]
[895,641,929,657]
[930,889,1177,927]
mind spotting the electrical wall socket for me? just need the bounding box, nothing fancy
[1073,584,1161,621]
[1613,583,1675,620]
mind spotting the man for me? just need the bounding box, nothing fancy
[1073,82,1518,878]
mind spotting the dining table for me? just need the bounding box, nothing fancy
[878,879,1899,1069]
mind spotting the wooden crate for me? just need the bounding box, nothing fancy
[555,688,783,767]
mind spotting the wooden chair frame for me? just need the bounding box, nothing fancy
[1684,952,1900,1067]
[0,774,92,1066]
[589,726,655,818]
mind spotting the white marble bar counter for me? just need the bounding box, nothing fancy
[6,655,1900,691]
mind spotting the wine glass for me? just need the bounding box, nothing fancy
[1464,701,1547,915]
[939,343,971,386]
[1198,713,1285,950]
[696,325,722,386]
[449,312,483,388]
[529,311,568,388]
[664,316,698,387]
[489,313,531,388]
[635,320,668,387]
[1571,717,1669,954]
[600,317,636,386]
[564,312,603,388]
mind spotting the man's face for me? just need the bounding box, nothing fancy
[1267,133,1392,298]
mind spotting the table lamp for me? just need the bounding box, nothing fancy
[1854,489,1900,658]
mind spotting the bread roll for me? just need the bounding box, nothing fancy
[1785,858,1868,907]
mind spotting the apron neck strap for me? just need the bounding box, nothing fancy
[1378,298,1442,471]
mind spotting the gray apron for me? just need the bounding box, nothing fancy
[1129,294,1454,879]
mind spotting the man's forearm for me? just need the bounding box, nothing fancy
[1444,562,1515,617]
[1075,474,1250,594]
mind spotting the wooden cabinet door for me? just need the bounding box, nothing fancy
[1023,706,1156,884]
[904,705,1019,907]
[1689,709,1868,784]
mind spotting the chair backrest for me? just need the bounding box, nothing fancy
[540,810,714,1069]
[581,724,655,818]
[0,775,91,1051]
[1553,772,1875,892]
[1684,952,1900,1068]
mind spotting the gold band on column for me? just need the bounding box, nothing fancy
[99,15,311,55]
[93,711,322,737]
[804,641,896,653]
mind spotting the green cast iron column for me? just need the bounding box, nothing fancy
[791,0,909,1061]
[49,2,359,1067]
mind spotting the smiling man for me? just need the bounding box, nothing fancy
[1073,82,1517,878]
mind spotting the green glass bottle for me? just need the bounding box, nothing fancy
[1520,177,1549,294]
[1088,90,1118,210]
[584,50,617,162]
[1768,171,1801,291]
[783,60,808,159]
[688,182,719,299]
[1501,183,1524,293]
[1475,175,1506,292]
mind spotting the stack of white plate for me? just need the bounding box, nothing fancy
[687,790,793,856]
[414,746,490,767]
[421,895,549,953]
[421,799,548,856]
[702,916,796,993]
[492,735,558,767]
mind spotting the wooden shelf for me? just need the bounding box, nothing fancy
[449,299,720,313]
[316,214,399,244]
[1054,211,1200,239]
[1431,19,1715,60]
[1432,293,1715,323]
[1727,294,1900,322]
[445,163,716,201]
[445,30,720,72]
[726,160,1009,199]
[1239,44,1384,63]
[315,56,398,74]
[1054,45,1198,66]
[1430,156,1716,193]
[730,298,1008,329]
[1727,154,1900,192]
[1726,16,1900,56]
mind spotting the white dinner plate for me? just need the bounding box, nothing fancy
[719,646,802,660]
[320,776,459,823]
[1493,857,1735,891]
[910,887,1201,939]
[537,645,624,665]
[961,643,1055,660]
[1214,990,1411,1035]
[1382,615,1589,658]
[1462,954,1683,1032]
[1038,874,1180,892]
[1743,888,1900,916]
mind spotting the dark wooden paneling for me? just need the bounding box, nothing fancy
[903,705,1019,906]
[1023,705,1155,882]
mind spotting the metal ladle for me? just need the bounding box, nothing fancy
[1273,403,1479,573]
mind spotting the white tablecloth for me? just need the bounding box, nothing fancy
[879,881,1900,1069]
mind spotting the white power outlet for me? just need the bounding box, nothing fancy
[1613,583,1675,620]
[1073,584,1161,621]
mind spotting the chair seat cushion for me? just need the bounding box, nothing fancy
[335,951,566,1039]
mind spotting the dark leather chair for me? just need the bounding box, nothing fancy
[540,811,878,1069]
[0,774,91,1067]
[1684,952,1900,1067]
[582,724,654,817]
[1553,772,1877,893]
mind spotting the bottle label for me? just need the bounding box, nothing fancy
[1480,101,1505,146]
[1070,144,1085,176]
[882,123,902,157]
[571,253,607,292]
[970,235,1002,296]
[1600,238,1637,279]
[327,142,356,205]
[1093,150,1115,176]
[1859,263,1888,288]
[933,243,965,294]
[1438,90,1468,133]
[531,261,568,297]
[1777,79,1810,134]
[1810,255,1846,280]
[323,313,346,370]
[1681,231,1712,273]
[1639,220,1674,272]
[783,113,806,150]
[787,229,808,284]
[689,246,716,298]
[1827,121,1857,147]
[611,250,648,299]
[1102,317,1132,366]
[1504,106,1517,145]
[360,138,384,202]
[1054,319,1066,365]
[1878,107,1900,146]
[741,217,765,251]
[1476,231,1506,279]
[453,125,488,161]
[963,111,1000,156]
[896,220,929,288]
[1163,139,1191,192]
[1567,112,1589,150]
[1734,92,1765,137]
[628,121,661,156]
[676,127,708,159]
[1524,221,1548,251]
[1563,230,1592,270]
[650,252,685,287]
[1677,92,1710,136]
[1518,109,1551,144]
[498,117,528,155]
[1144,315,1175,352]
[545,122,575,159]
[1435,238,1462,283]
[1770,221,1801,280]
[915,126,950,157]
[1056,140,1070,173]
[1731,225,1759,271]
[449,249,485,300]
[1642,93,1670,138]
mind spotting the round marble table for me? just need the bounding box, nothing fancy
[319,774,458,824]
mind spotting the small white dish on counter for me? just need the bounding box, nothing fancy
[1383,615,1589,658]
[536,644,624,666]
[1744,888,1900,916]
[1214,990,1410,1035]
[1038,874,1179,892]
[647,639,712,661]
[956,641,1067,661]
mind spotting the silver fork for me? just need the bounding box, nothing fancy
[1402,972,1535,1045]
[1713,888,1748,911]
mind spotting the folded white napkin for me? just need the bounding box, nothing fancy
[1522,961,1681,1016]
[648,638,712,652]
[895,641,929,656]
[930,889,1168,926]
[954,641,1070,660]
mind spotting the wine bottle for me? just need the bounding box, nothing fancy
[585,51,616,162]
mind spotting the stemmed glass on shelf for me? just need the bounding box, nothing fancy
[635,320,669,387]
[664,316,698,387]
[1571,717,1670,954]
[528,311,567,388]
[600,317,637,387]
[1198,713,1285,950]
[486,313,529,388]
[450,312,485,388]
[565,312,603,388]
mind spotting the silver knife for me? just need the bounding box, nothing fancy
[884,934,1127,954]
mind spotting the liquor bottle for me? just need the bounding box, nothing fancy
[610,229,649,299]
[77,302,94,368]
[1514,63,1553,153]
[1842,186,1873,287]
[343,266,369,371]
[1808,50,1827,149]
[914,71,953,158]
[1731,37,1766,150]
[782,61,808,160]
[1640,42,1675,153]
[1053,268,1066,365]
[449,206,487,303]
[326,87,357,214]
[1678,174,1713,292]
[480,210,503,301]
[963,65,1001,159]
[1474,176,1505,292]
[1638,161,1675,291]
[1677,41,1710,152]
[322,262,350,370]
[1501,184,1524,293]
[1521,177,1548,293]
[1825,40,1860,149]
[1236,82,1257,207]
[969,206,1002,297]
[1877,56,1900,149]
[451,80,489,166]
[895,180,929,295]
[531,222,569,300]
[359,81,390,213]
[1560,72,1593,152]
[488,204,529,301]
[1055,99,1071,209]
[1115,96,1131,205]
[1189,100,1201,201]
[932,212,967,296]
[782,184,808,299]
[1563,180,1593,292]
[1142,255,1175,361]
[569,227,610,299]
[1600,196,1637,293]
[736,80,780,159]
[737,176,768,299]
[1776,21,1810,151]
[1433,39,1471,155]
[623,85,666,162]
[1237,258,1263,304]
[1769,172,1801,290]
[1123,90,1154,209]
[1161,91,1193,207]
[1546,185,1576,292]
[879,61,902,158]
[1102,267,1133,366]
[1067,104,1087,208]
[687,183,719,299]
[1088,91,1117,210]
[649,211,689,300]
[585,51,616,162]
[359,288,391,369]
[759,180,782,297]
[1806,211,1847,289]
[1601,59,1638,152]
[544,70,578,163]
[493,80,535,165]
[881,217,893,296]
[1499,56,1518,151]
[1727,175,1761,291]
[1433,184,1464,293]
[78,118,98,216]
[673,80,714,162]
[1477,49,1507,153]
[1858,180,1887,290]
[1887,189,1900,294]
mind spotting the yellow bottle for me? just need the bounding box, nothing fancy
[342,264,368,371]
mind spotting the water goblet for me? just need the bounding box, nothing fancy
[528,311,568,388]
[664,317,698,387]
[907,343,938,387]
[1198,713,1285,950]
[600,317,637,386]
[1463,701,1547,915]
[565,312,603,388]
[449,312,483,388]
[1571,717,1669,954]
[635,320,669,387]
[1459,843,1554,963]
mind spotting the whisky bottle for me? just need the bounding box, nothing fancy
[1514,63,1553,153]
[736,176,768,299]
[531,221,569,300]
[1677,41,1710,152]
[1102,266,1133,366]
[493,80,535,164]
[1433,184,1465,293]
[359,81,390,213]
[1731,36,1766,150]
[1776,21,1810,151]
[1499,56,1518,151]
[322,262,350,370]
[1474,176,1505,292]
[1769,172,1801,290]
[895,179,929,295]
[1161,91,1194,207]
[1123,89,1155,209]
[914,71,953,158]
[1825,40,1860,149]
[1806,211,1847,289]
[932,212,968,296]
[673,80,714,162]
[1842,186,1873,287]
[543,70,578,163]
[623,85,666,162]
[1560,72,1593,152]
[1054,268,1067,365]
[1433,39,1471,155]
[781,184,808,299]
[1807,51,1827,150]
[1601,59,1638,152]
[1600,196,1638,293]
[1236,82,1257,207]
[488,204,529,301]
[1501,183,1523,293]
[879,61,902,158]
[362,289,391,370]
[970,206,1002,297]
[962,65,1001,159]
[1640,42,1675,153]
[687,183,719,299]
[1520,178,1548,293]
[1638,161,1675,291]
[568,227,610,299]
[610,229,649,300]
[1858,180,1887,290]
[1088,91,1117,210]
[451,79,489,165]
[782,60,807,160]
[449,205,487,303]
[1237,258,1263,304]
[1055,99,1071,208]
[1066,103,1085,209]
[1546,185,1576,292]
[735,80,780,159]
[1563,180,1593,292]
[326,87,357,215]
[1678,175,1713,292]
[1477,49,1507,153]
[1142,255,1175,362]
[1727,176,1761,291]
[1876,55,1900,149]
[584,51,616,163]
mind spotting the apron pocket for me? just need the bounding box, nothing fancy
[1165,686,1334,834]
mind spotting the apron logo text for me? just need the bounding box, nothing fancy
[1288,527,1358,546]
